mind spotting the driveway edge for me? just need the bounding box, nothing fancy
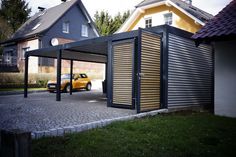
[32,109,168,139]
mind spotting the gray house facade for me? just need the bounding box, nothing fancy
[0,0,99,73]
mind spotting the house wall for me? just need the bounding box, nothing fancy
[39,4,98,72]
[42,4,97,48]
[2,44,17,65]
[128,5,202,33]
[214,40,236,118]
[61,60,105,80]
[17,39,39,73]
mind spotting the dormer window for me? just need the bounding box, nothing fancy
[145,18,152,28]
[32,23,41,30]
[164,13,173,25]
[81,24,88,37]
[62,21,70,33]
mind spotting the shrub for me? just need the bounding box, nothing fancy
[36,80,48,88]
[0,73,55,88]
[0,83,43,88]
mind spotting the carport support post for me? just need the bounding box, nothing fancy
[56,50,62,101]
[24,54,28,98]
[70,60,73,95]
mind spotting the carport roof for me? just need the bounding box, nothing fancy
[27,29,139,63]
[27,36,110,63]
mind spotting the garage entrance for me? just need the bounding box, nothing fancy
[24,36,109,102]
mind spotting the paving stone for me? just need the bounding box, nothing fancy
[35,131,44,139]
[64,126,74,134]
[74,125,82,132]
[44,131,50,137]
[57,128,64,136]
[0,91,136,132]
[49,129,57,137]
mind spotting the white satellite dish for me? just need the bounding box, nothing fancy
[51,38,59,46]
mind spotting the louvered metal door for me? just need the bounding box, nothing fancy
[111,40,135,108]
[137,30,162,112]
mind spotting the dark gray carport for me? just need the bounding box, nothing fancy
[24,25,214,113]
[24,30,140,102]
[24,36,110,101]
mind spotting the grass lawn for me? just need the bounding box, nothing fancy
[32,112,236,157]
[0,88,46,92]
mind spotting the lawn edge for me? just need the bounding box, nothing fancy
[32,109,168,139]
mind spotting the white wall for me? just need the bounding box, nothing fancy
[17,39,39,73]
[215,40,236,117]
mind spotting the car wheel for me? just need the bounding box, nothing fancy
[86,83,91,91]
[65,84,71,93]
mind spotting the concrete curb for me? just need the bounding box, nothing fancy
[0,90,47,96]
[31,109,168,139]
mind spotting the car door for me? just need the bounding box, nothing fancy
[73,75,81,89]
[79,74,88,88]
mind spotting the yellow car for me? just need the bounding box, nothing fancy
[47,73,92,93]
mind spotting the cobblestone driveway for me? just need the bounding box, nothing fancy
[0,90,135,132]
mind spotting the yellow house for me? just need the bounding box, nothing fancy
[117,0,213,33]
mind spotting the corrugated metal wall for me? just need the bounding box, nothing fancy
[140,31,161,112]
[168,34,213,108]
[112,41,133,107]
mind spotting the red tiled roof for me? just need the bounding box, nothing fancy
[192,0,236,40]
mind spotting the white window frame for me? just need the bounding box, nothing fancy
[164,13,173,25]
[22,47,30,59]
[81,24,88,37]
[4,51,12,64]
[62,21,70,33]
[145,18,152,28]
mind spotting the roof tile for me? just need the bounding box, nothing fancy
[192,0,236,39]
[11,0,78,40]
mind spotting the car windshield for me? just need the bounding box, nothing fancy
[61,74,72,80]
[80,74,87,78]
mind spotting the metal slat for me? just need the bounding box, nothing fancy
[168,34,213,108]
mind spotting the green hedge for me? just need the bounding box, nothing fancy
[0,73,55,84]
[0,83,44,88]
[0,73,55,88]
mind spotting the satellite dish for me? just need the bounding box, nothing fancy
[51,38,59,46]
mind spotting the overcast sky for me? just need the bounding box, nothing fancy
[26,0,232,17]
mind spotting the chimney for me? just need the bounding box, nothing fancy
[38,6,46,12]
[183,0,192,5]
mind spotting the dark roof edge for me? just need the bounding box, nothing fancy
[0,34,43,45]
[192,34,236,44]
[77,1,100,36]
[4,0,79,44]
[3,0,99,44]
